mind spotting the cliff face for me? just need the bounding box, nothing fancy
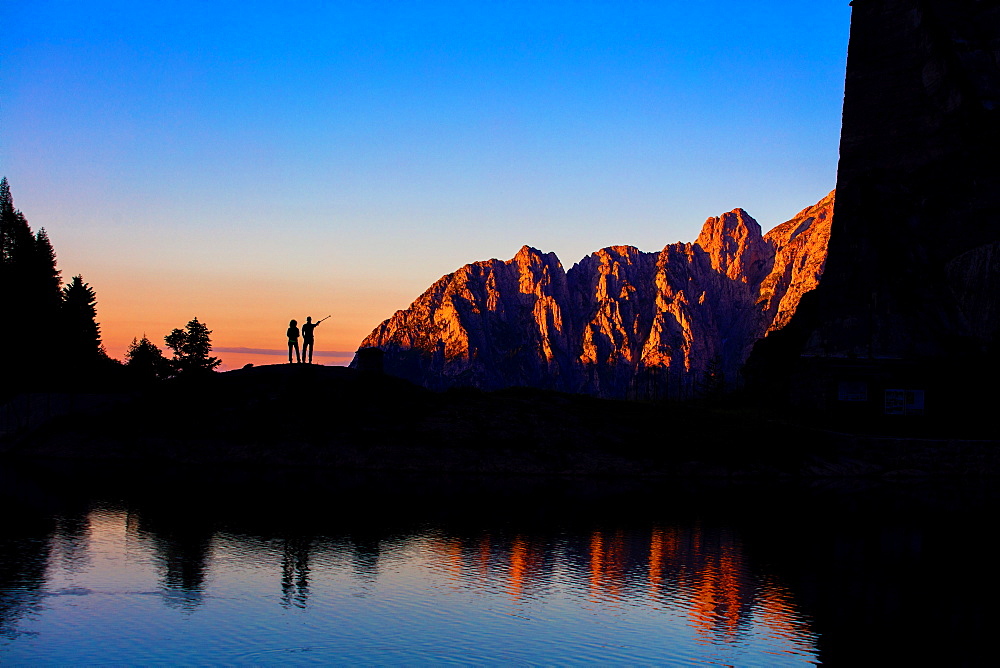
[787,0,1000,360]
[359,192,834,398]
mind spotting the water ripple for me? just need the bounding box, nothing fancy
[1,498,824,665]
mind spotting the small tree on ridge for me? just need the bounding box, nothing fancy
[125,335,171,382]
[164,317,222,375]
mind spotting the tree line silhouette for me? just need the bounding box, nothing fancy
[1,178,221,397]
[0,177,109,392]
[125,318,221,382]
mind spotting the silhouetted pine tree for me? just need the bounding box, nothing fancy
[62,275,104,366]
[33,229,62,303]
[0,177,24,259]
[164,317,222,376]
[0,178,119,392]
[697,355,726,400]
[32,229,65,373]
[125,335,171,383]
[1,179,64,386]
[0,181,38,315]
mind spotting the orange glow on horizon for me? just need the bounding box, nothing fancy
[88,266,408,370]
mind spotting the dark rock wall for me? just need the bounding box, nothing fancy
[800,0,1000,358]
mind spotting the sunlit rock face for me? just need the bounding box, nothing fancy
[759,191,835,334]
[359,192,834,398]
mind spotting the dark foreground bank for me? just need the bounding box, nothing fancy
[1,364,998,477]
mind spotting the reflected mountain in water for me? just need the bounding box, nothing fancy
[2,463,999,664]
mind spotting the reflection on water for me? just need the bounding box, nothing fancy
[1,465,999,664]
[281,536,311,609]
[142,511,214,612]
[1,511,818,665]
[0,514,50,641]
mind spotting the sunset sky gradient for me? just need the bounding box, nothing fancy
[1,1,851,369]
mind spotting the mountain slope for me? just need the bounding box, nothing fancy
[359,191,834,398]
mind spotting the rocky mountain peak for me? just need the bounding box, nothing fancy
[695,208,769,283]
[357,193,835,398]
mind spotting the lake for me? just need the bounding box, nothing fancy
[1,462,997,665]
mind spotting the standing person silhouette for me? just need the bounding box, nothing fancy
[301,315,328,364]
[287,319,300,363]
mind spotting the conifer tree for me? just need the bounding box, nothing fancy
[697,355,726,400]
[0,178,11,213]
[0,177,17,260]
[62,275,103,364]
[0,178,117,390]
[32,229,66,367]
[34,229,62,301]
[0,178,14,366]
[164,317,222,375]
[0,179,63,386]
[1,212,37,293]
[125,335,171,382]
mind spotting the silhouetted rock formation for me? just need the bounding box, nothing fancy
[747,0,1000,413]
[359,192,834,398]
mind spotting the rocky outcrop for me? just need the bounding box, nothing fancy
[358,192,834,398]
[758,191,835,333]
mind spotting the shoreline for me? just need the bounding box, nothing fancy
[3,364,999,479]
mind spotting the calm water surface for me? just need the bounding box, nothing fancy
[1,464,997,665]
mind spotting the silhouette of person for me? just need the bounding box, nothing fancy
[301,316,322,364]
[287,319,300,363]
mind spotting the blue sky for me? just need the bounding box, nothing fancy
[1,1,851,366]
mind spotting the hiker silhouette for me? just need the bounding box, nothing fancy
[287,320,300,363]
[301,315,329,364]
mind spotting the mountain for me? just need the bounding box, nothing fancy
[358,191,834,398]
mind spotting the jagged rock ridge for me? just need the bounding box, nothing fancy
[359,191,834,398]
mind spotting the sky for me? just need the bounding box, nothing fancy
[1,1,852,369]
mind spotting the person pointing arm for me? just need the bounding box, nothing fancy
[301,315,330,364]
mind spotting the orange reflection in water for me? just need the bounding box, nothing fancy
[689,559,720,643]
[649,528,663,595]
[425,534,542,601]
[687,536,750,645]
[419,525,813,655]
[437,538,464,586]
[476,535,491,578]
[589,531,604,601]
[648,526,681,598]
[756,581,812,647]
[588,530,629,603]
[508,537,529,600]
